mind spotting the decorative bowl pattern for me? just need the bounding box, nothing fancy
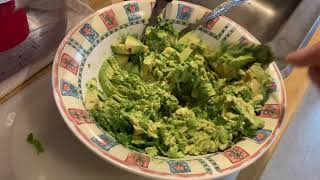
[52,1,286,179]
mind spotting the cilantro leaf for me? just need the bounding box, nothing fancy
[26,133,44,154]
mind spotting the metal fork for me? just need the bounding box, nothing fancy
[179,0,249,38]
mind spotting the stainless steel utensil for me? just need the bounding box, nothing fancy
[179,0,248,38]
[266,41,293,78]
[179,0,292,78]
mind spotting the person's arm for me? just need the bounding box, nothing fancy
[286,42,320,86]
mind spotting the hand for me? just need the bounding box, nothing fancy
[286,42,320,87]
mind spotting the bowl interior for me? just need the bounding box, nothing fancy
[52,1,285,179]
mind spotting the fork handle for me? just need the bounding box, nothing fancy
[141,0,172,42]
[147,0,172,27]
[204,0,248,24]
[179,0,248,38]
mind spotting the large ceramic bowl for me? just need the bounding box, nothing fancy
[52,1,286,179]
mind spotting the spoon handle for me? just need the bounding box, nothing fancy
[147,0,172,27]
[179,0,248,38]
[141,0,172,42]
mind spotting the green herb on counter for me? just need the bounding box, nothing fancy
[26,133,44,154]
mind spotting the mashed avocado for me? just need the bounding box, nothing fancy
[85,19,274,158]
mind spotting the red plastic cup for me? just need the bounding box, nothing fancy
[0,0,30,52]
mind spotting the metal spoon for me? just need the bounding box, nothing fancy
[179,0,249,38]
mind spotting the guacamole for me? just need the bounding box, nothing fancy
[85,19,273,158]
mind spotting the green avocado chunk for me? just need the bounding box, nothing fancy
[85,18,274,158]
[111,36,148,55]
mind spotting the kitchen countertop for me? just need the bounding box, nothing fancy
[0,0,319,179]
[261,77,320,180]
